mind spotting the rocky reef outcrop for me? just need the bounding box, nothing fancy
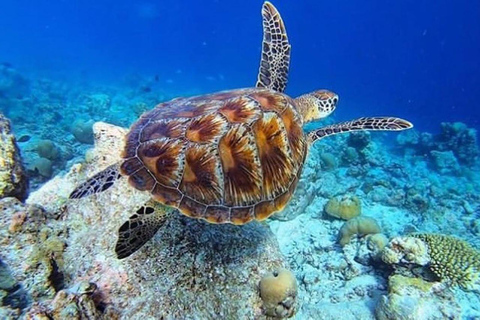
[0,113,28,201]
[0,122,290,319]
[396,121,479,169]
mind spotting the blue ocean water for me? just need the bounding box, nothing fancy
[1,0,479,132]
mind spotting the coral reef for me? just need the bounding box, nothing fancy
[319,152,337,170]
[412,233,480,291]
[404,186,430,213]
[437,122,478,166]
[338,216,381,246]
[259,268,297,318]
[71,119,95,144]
[1,67,480,318]
[270,212,390,319]
[34,139,60,161]
[0,113,28,201]
[430,150,461,174]
[366,233,389,257]
[381,236,430,266]
[347,131,371,151]
[341,146,360,165]
[79,93,111,114]
[26,158,53,179]
[0,258,30,315]
[0,197,66,303]
[375,275,459,319]
[24,282,119,319]
[324,195,361,220]
[396,122,479,170]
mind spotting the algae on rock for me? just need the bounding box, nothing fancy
[0,113,28,201]
[0,197,66,305]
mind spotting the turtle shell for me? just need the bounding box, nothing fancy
[120,88,307,224]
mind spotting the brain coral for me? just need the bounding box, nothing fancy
[338,216,380,246]
[325,195,361,220]
[259,268,297,318]
[413,233,480,291]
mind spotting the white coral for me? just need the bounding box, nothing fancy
[381,236,430,266]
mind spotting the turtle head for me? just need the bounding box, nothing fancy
[294,90,338,123]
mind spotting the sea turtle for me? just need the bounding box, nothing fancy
[70,2,412,259]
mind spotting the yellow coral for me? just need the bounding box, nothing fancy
[325,195,361,220]
[259,268,297,318]
[367,233,388,253]
[413,233,480,290]
[338,216,381,246]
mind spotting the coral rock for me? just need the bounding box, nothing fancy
[338,216,381,246]
[27,158,53,179]
[347,131,371,150]
[22,122,287,319]
[0,197,66,306]
[319,152,337,170]
[375,275,459,320]
[0,113,28,201]
[71,119,94,144]
[430,150,460,174]
[381,236,430,266]
[412,233,480,291]
[325,195,361,220]
[35,140,60,161]
[366,233,389,256]
[259,268,298,318]
[438,122,478,166]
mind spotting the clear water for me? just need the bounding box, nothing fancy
[1,0,479,131]
[1,0,480,319]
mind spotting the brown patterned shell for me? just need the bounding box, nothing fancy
[120,88,307,225]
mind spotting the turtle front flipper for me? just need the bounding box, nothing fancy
[308,117,413,144]
[115,202,171,259]
[256,1,291,93]
[69,163,121,199]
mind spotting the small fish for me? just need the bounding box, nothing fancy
[0,62,12,68]
[17,135,31,142]
[141,86,152,93]
[154,75,159,82]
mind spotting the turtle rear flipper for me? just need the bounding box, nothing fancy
[69,163,121,199]
[256,1,291,93]
[308,117,413,143]
[115,202,170,259]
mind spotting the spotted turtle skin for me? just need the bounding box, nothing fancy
[120,88,307,225]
